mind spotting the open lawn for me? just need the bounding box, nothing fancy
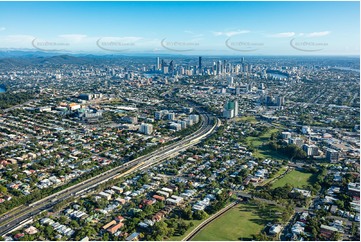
[271,169,315,189]
[259,166,288,186]
[192,203,281,241]
[234,116,257,124]
[244,128,287,161]
[245,128,279,147]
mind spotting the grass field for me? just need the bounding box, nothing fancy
[244,128,287,160]
[245,128,279,147]
[271,169,315,189]
[234,116,257,124]
[258,166,288,186]
[192,203,280,241]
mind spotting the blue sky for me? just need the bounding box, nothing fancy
[0,1,359,55]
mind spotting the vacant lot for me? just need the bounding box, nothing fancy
[192,203,280,241]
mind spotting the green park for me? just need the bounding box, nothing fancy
[192,203,281,241]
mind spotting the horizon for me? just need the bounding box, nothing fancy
[0,49,360,58]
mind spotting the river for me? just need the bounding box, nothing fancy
[268,73,288,79]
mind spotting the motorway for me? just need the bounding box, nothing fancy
[0,109,219,236]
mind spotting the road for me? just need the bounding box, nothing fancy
[2,99,40,113]
[0,109,219,236]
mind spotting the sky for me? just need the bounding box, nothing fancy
[0,1,359,55]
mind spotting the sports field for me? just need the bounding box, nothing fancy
[271,170,314,188]
[192,203,280,241]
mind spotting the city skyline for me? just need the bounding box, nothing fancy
[0,1,359,55]
[0,1,360,241]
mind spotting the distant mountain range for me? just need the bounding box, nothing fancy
[0,50,358,66]
[0,50,190,65]
[0,54,102,66]
[0,50,263,66]
[0,50,185,58]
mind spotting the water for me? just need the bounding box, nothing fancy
[333,67,360,73]
[144,74,156,78]
[268,73,288,79]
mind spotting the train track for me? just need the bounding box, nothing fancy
[0,110,219,236]
[182,202,238,241]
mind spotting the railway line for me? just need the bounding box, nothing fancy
[182,201,238,241]
[0,110,219,236]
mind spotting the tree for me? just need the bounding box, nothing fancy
[253,232,269,241]
[0,185,7,194]
[175,220,189,236]
[151,221,169,239]
[331,232,342,241]
[70,220,79,229]
[334,200,345,210]
[193,210,208,220]
[44,225,55,239]
[181,205,193,220]
[75,225,97,240]
[281,210,292,223]
[58,215,68,224]
[102,233,109,241]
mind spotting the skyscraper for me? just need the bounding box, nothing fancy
[217,60,222,75]
[198,56,202,71]
[234,100,238,117]
[276,96,285,106]
[169,60,174,72]
[156,57,160,70]
[222,100,238,119]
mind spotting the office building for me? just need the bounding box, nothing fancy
[163,66,169,74]
[223,109,234,119]
[198,56,202,71]
[183,107,193,114]
[227,76,234,86]
[303,144,319,156]
[222,100,238,119]
[281,132,292,139]
[186,119,194,126]
[167,113,176,121]
[180,121,187,129]
[326,149,339,162]
[276,96,285,106]
[154,111,162,120]
[139,123,153,135]
[156,57,160,70]
[289,137,304,147]
[170,123,182,131]
[234,100,238,117]
[189,114,199,123]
